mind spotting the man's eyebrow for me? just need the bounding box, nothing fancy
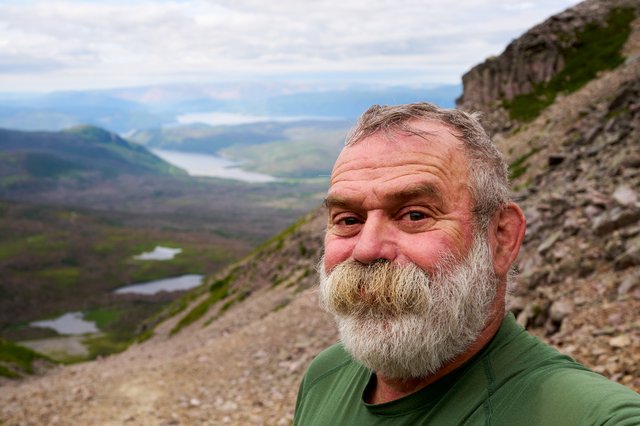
[384,183,442,203]
[323,195,353,209]
[323,183,442,209]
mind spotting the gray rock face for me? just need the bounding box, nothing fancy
[456,0,640,134]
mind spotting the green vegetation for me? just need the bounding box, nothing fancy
[0,126,185,186]
[36,267,80,289]
[24,153,86,178]
[158,291,201,321]
[82,334,130,360]
[135,327,155,343]
[0,201,252,358]
[65,125,162,162]
[63,125,121,144]
[169,273,235,335]
[83,308,122,330]
[0,337,52,378]
[135,287,207,340]
[220,290,251,313]
[0,364,19,378]
[219,124,347,178]
[253,214,311,254]
[505,7,635,121]
[509,147,541,181]
[127,244,233,284]
[0,234,67,261]
[273,298,291,312]
[129,121,310,155]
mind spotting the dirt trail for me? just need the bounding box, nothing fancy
[0,287,337,425]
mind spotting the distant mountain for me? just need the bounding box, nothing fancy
[259,84,461,118]
[0,83,461,134]
[0,92,170,133]
[130,121,304,153]
[0,125,185,189]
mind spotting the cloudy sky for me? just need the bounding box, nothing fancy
[0,0,581,93]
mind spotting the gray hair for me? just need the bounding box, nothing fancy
[345,102,511,230]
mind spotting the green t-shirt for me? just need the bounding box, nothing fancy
[294,314,640,425]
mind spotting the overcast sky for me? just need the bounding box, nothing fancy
[0,0,581,93]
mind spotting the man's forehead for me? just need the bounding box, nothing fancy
[324,181,444,209]
[330,125,467,182]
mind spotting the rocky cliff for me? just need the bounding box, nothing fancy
[457,0,640,134]
[1,0,639,424]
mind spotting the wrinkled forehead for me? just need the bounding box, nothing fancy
[331,121,469,184]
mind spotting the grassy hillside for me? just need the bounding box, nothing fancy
[129,120,351,178]
[218,123,348,178]
[0,337,54,379]
[0,125,185,189]
[0,200,245,359]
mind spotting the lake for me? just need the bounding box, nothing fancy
[134,246,182,261]
[31,312,98,335]
[114,274,204,295]
[152,149,277,183]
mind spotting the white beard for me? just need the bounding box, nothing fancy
[319,236,499,380]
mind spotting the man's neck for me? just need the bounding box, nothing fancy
[366,310,506,405]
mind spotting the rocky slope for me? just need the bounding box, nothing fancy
[457,0,640,134]
[1,0,639,424]
[460,0,640,391]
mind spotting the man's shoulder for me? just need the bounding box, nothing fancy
[487,323,640,424]
[533,366,640,406]
[302,342,354,388]
[505,365,640,424]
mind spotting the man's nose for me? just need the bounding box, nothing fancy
[351,213,397,264]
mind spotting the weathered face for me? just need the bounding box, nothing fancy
[320,119,526,379]
[324,120,477,274]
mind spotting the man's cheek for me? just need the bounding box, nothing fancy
[323,240,353,273]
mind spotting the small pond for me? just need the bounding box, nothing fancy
[134,246,182,261]
[30,312,98,335]
[114,274,203,295]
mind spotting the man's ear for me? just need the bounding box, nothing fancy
[488,202,526,278]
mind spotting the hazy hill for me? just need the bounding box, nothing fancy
[0,125,184,188]
[0,92,169,133]
[129,120,351,178]
[0,0,638,424]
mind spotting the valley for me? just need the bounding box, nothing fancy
[0,124,333,364]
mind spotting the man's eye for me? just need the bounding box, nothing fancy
[406,211,427,221]
[340,216,360,225]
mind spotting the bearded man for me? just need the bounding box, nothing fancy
[294,103,640,425]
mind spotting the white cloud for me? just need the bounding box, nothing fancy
[0,0,581,91]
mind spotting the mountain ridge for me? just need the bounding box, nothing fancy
[457,0,639,134]
[0,125,185,188]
